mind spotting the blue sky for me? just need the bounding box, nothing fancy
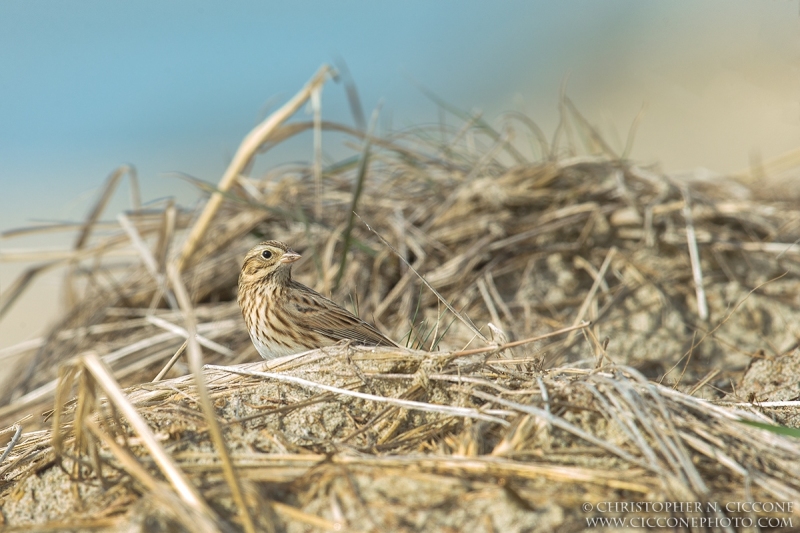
[0,1,798,347]
[1,1,797,232]
[1,0,593,228]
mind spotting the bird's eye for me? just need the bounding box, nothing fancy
[261,250,273,260]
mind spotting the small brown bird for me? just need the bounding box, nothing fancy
[238,240,397,359]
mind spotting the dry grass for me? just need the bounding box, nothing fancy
[1,65,800,531]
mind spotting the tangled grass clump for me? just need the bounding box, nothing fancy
[2,65,800,531]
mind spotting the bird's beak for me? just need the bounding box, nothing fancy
[280,251,301,264]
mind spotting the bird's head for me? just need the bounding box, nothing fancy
[239,240,301,285]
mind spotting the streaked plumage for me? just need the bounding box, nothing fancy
[237,240,397,359]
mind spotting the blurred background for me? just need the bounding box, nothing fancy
[1,0,798,349]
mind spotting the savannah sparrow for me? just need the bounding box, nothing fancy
[238,240,397,359]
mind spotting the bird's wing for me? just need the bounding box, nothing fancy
[290,282,398,347]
